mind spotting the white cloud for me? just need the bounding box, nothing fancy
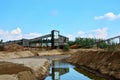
[50,10,58,16]
[67,27,108,41]
[0,27,23,41]
[66,34,75,41]
[94,12,120,21]
[24,33,42,39]
[87,33,94,38]
[0,30,4,35]
[76,27,108,39]
[11,27,21,34]
[78,31,85,35]
[0,27,42,42]
[117,32,120,37]
[0,27,108,42]
[92,27,108,39]
[77,31,85,37]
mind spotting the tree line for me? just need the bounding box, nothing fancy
[68,37,117,49]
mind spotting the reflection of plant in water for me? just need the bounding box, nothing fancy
[74,67,107,80]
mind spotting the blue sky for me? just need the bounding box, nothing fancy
[0,0,120,41]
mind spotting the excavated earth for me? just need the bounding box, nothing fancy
[0,44,51,80]
[0,58,50,80]
[0,51,50,80]
[66,50,120,79]
[2,44,120,79]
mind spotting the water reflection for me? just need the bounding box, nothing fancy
[45,60,106,80]
[51,68,69,80]
[50,60,69,80]
[74,67,107,80]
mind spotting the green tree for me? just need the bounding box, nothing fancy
[63,45,70,51]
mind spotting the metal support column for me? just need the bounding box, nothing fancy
[119,36,120,44]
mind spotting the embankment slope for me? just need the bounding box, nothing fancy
[0,58,50,80]
[67,50,120,79]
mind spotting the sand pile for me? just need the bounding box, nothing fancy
[117,43,120,49]
[0,58,50,80]
[3,44,23,52]
[67,50,120,79]
[70,44,78,49]
[0,62,31,75]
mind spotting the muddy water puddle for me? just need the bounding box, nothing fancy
[45,60,107,80]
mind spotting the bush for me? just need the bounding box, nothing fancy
[0,45,4,51]
[63,45,70,51]
[107,42,117,51]
[98,42,108,49]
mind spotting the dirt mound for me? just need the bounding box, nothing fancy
[70,44,78,49]
[0,61,31,74]
[67,50,120,79]
[0,62,36,80]
[0,59,50,80]
[4,44,24,52]
[117,43,120,49]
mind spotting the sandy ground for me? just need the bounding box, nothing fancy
[0,48,93,80]
[0,44,66,80]
[0,51,34,59]
[0,48,106,80]
[0,58,50,80]
[37,49,64,56]
[0,75,18,80]
[67,50,120,79]
[0,49,66,59]
[0,58,48,70]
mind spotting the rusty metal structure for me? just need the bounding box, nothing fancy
[94,35,120,48]
[5,30,69,49]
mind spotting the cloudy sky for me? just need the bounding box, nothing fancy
[0,0,120,41]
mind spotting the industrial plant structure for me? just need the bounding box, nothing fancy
[5,30,69,49]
